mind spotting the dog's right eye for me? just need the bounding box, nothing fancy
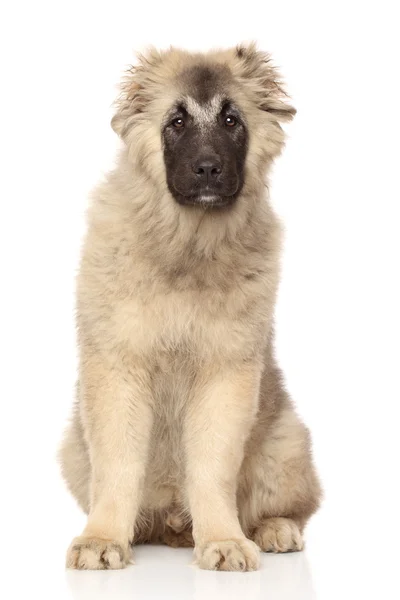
[225,115,237,127]
[172,118,185,129]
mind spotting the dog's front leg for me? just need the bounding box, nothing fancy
[66,354,153,570]
[185,362,261,571]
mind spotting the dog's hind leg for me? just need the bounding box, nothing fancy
[238,367,321,553]
[59,397,91,514]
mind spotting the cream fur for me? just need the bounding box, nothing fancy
[59,43,321,572]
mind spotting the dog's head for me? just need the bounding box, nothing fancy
[161,64,248,208]
[112,44,295,209]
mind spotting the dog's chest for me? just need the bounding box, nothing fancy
[112,273,260,360]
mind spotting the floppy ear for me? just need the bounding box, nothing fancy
[111,47,162,137]
[111,76,143,137]
[235,43,296,122]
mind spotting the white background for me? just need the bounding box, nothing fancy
[1,1,399,598]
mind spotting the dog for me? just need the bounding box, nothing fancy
[59,43,321,572]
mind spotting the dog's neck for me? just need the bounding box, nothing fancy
[97,151,276,272]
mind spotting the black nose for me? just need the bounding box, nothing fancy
[192,158,222,184]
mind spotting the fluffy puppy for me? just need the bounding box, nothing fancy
[60,43,321,572]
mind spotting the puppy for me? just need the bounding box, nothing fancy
[60,43,321,572]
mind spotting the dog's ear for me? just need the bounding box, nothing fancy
[111,47,163,137]
[235,43,296,122]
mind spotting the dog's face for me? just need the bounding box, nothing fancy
[162,66,248,208]
[112,44,295,209]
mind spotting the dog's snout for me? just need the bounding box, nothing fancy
[192,158,222,183]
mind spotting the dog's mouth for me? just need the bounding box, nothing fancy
[179,193,233,208]
[171,184,240,208]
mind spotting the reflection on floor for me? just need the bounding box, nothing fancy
[66,545,316,600]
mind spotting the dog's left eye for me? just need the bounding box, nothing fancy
[225,116,237,127]
[172,118,185,129]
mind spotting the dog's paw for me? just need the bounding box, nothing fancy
[196,538,260,571]
[66,536,131,570]
[253,517,304,553]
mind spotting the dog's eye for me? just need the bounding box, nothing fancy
[225,116,237,127]
[172,118,185,129]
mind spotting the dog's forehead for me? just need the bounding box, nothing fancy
[179,63,231,127]
[185,95,222,127]
[180,64,230,102]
